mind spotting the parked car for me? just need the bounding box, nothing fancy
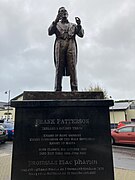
[0,122,14,140]
[117,121,132,128]
[111,124,135,145]
[0,125,7,144]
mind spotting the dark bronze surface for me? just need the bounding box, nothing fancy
[48,7,84,91]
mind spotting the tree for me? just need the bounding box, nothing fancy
[85,83,109,99]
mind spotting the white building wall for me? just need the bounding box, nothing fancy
[127,109,135,121]
[110,111,126,124]
[0,108,15,121]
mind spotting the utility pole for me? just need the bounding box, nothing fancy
[5,90,11,121]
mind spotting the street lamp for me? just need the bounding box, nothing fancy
[5,90,11,121]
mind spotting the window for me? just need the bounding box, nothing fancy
[4,112,12,115]
[123,121,131,125]
[119,127,133,133]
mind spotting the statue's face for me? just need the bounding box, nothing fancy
[59,7,68,19]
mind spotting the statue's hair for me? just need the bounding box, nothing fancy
[58,7,66,13]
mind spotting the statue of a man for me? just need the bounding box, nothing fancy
[48,7,84,91]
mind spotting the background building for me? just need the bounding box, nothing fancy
[110,101,135,128]
[0,101,15,121]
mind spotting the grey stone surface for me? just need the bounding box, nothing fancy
[22,91,104,100]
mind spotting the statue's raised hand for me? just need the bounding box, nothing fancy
[75,17,81,25]
[55,12,62,23]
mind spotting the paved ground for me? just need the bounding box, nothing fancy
[0,142,135,180]
[0,154,11,180]
[114,168,135,180]
[113,145,135,171]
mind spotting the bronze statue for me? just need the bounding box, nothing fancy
[48,7,84,91]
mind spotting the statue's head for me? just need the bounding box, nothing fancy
[58,7,68,19]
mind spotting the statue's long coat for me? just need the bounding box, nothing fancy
[48,20,84,76]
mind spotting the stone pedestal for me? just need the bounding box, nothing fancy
[11,91,114,180]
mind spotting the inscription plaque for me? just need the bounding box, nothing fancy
[11,92,114,180]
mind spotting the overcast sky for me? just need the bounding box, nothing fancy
[0,0,135,102]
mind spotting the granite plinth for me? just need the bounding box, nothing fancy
[11,91,114,180]
[22,91,104,100]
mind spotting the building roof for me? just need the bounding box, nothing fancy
[110,102,132,111]
[129,101,135,109]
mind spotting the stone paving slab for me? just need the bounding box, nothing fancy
[114,168,135,180]
[0,155,11,180]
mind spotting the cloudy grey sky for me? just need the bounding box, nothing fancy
[0,0,135,101]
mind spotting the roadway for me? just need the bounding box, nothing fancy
[112,145,135,170]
